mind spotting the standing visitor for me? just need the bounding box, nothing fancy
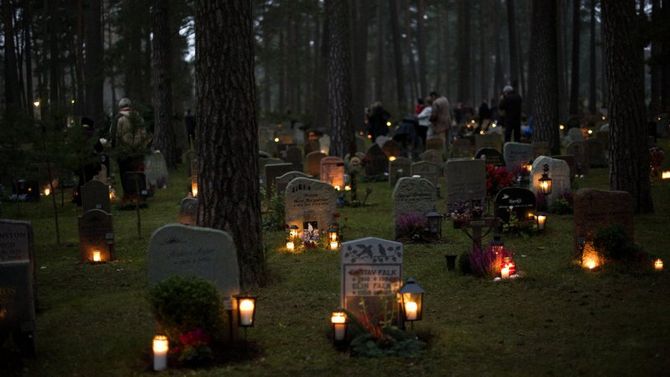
[498,85,522,142]
[429,92,452,153]
[112,98,151,202]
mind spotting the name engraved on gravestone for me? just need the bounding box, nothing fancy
[78,209,114,262]
[494,188,536,225]
[341,237,403,324]
[573,189,633,256]
[285,178,337,233]
[503,142,534,172]
[475,148,505,166]
[0,220,33,262]
[445,159,486,212]
[148,224,240,298]
[275,171,310,195]
[320,156,346,189]
[81,179,111,213]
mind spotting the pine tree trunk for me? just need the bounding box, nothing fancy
[648,0,660,113]
[2,0,21,114]
[151,0,176,168]
[507,0,520,86]
[602,0,653,213]
[557,0,568,120]
[530,0,560,154]
[589,0,597,113]
[457,1,471,104]
[23,1,34,117]
[661,2,670,111]
[569,0,582,115]
[195,0,265,288]
[375,0,384,102]
[351,0,371,135]
[85,0,104,126]
[326,0,355,158]
[416,0,427,97]
[479,0,488,103]
[388,0,406,108]
[493,0,504,99]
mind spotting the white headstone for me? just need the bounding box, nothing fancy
[530,156,571,206]
[285,178,337,234]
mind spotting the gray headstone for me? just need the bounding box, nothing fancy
[585,139,607,167]
[475,147,505,166]
[363,143,388,177]
[475,133,503,153]
[178,197,198,226]
[0,261,36,348]
[81,179,110,213]
[265,163,294,197]
[285,178,338,234]
[341,237,403,324]
[78,209,114,262]
[530,156,571,206]
[145,151,168,189]
[445,158,486,212]
[574,189,633,257]
[306,151,327,177]
[0,219,34,263]
[451,138,474,158]
[503,142,534,173]
[411,161,441,188]
[566,141,590,175]
[285,146,304,172]
[320,156,346,189]
[419,149,444,166]
[393,177,437,238]
[566,127,584,143]
[276,171,310,195]
[389,157,412,187]
[148,224,240,298]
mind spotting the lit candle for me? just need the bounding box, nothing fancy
[334,185,341,191]
[540,181,550,192]
[191,181,198,197]
[286,241,295,251]
[344,185,351,191]
[501,266,510,279]
[537,215,547,230]
[92,251,102,263]
[389,156,397,162]
[239,298,255,326]
[43,187,51,196]
[527,212,535,220]
[330,241,339,250]
[331,312,347,341]
[585,259,597,270]
[152,335,168,371]
[404,301,418,321]
[654,258,663,271]
[662,171,670,180]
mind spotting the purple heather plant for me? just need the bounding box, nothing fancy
[396,212,428,239]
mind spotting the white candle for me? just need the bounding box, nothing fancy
[501,266,510,279]
[239,298,255,326]
[537,215,547,230]
[92,251,102,263]
[654,258,663,271]
[404,301,418,321]
[331,313,346,341]
[286,241,295,251]
[330,241,339,250]
[152,335,168,371]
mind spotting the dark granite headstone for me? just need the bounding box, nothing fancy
[178,197,198,225]
[494,187,536,224]
[78,209,115,262]
[81,179,110,213]
[573,189,633,257]
[475,147,505,166]
[363,143,388,177]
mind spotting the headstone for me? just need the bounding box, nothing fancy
[389,157,412,187]
[381,139,402,158]
[148,224,240,299]
[451,138,475,158]
[566,127,584,143]
[304,140,320,156]
[265,163,294,197]
[552,155,577,182]
[0,220,34,263]
[341,237,403,324]
[306,151,327,177]
[531,142,551,158]
[573,189,633,256]
[445,158,486,212]
[285,178,338,236]
[503,142,534,173]
[275,171,310,195]
[425,136,444,152]
[178,197,198,225]
[363,143,388,177]
[355,135,367,153]
[285,146,304,172]
[319,134,331,154]
[566,141,590,175]
[392,177,437,238]
[78,209,114,262]
[475,133,503,153]
[320,156,346,189]
[144,151,168,189]
[475,147,505,166]
[530,156,571,206]
[419,149,444,166]
[494,187,536,225]
[585,139,607,167]
[411,161,441,188]
[81,179,110,213]
[0,261,36,354]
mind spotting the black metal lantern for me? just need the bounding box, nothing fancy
[398,278,425,323]
[235,295,257,328]
[425,209,443,239]
[538,164,553,195]
[330,309,348,343]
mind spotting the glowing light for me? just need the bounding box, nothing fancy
[43,187,51,196]
[661,171,670,180]
[274,137,279,143]
[33,100,40,108]
[479,130,485,135]
[238,298,256,326]
[537,215,547,230]
[601,116,606,121]
[367,134,372,140]
[191,181,198,197]
[330,241,339,250]
[344,185,351,191]
[331,311,347,341]
[559,124,565,130]
[654,259,663,271]
[92,251,102,262]
[286,241,295,251]
[153,335,168,371]
[588,129,593,135]
[501,266,510,279]
[71,99,75,104]
[386,121,392,127]
[581,242,601,270]
[404,301,418,321]
[389,156,397,162]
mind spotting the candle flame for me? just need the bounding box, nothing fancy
[92,251,102,262]
[654,258,663,271]
[581,242,601,270]
[661,171,670,180]
[153,335,169,353]
[331,312,346,324]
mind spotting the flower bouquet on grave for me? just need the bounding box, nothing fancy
[485,164,514,198]
[449,200,484,229]
[301,223,320,249]
[396,212,428,242]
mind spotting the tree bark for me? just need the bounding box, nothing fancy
[351,0,371,135]
[493,0,504,99]
[602,0,653,213]
[416,0,428,97]
[85,0,104,126]
[507,0,520,87]
[648,0,660,112]
[569,0,582,115]
[589,0,597,113]
[325,0,355,158]
[457,1,471,104]
[375,0,384,102]
[530,0,560,154]
[388,0,406,108]
[2,0,21,114]
[195,0,265,287]
[151,0,176,168]
[23,0,34,117]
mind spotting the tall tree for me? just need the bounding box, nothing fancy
[151,0,177,168]
[2,0,21,114]
[375,0,384,102]
[588,0,597,113]
[195,0,265,287]
[416,0,428,97]
[85,0,104,126]
[325,0,355,157]
[506,0,520,87]
[648,0,660,112]
[569,0,582,115]
[388,0,406,108]
[457,0,471,104]
[350,0,371,134]
[530,0,560,154]
[602,0,653,213]
[493,0,504,99]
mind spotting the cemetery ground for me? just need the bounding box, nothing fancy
[3,152,670,376]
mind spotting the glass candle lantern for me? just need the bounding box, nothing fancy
[398,278,425,323]
[152,335,169,371]
[538,164,553,195]
[236,295,257,327]
[330,310,348,342]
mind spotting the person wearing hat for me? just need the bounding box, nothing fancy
[113,98,151,202]
[498,85,522,142]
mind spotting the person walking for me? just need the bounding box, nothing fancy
[429,92,452,153]
[498,85,522,142]
[416,96,432,150]
[112,98,151,202]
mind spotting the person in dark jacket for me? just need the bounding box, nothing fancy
[367,102,391,141]
[498,85,523,142]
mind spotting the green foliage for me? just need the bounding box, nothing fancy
[148,276,224,341]
[263,192,285,231]
[593,225,644,262]
[548,197,573,214]
[349,327,426,358]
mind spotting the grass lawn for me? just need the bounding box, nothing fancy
[3,146,670,377]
